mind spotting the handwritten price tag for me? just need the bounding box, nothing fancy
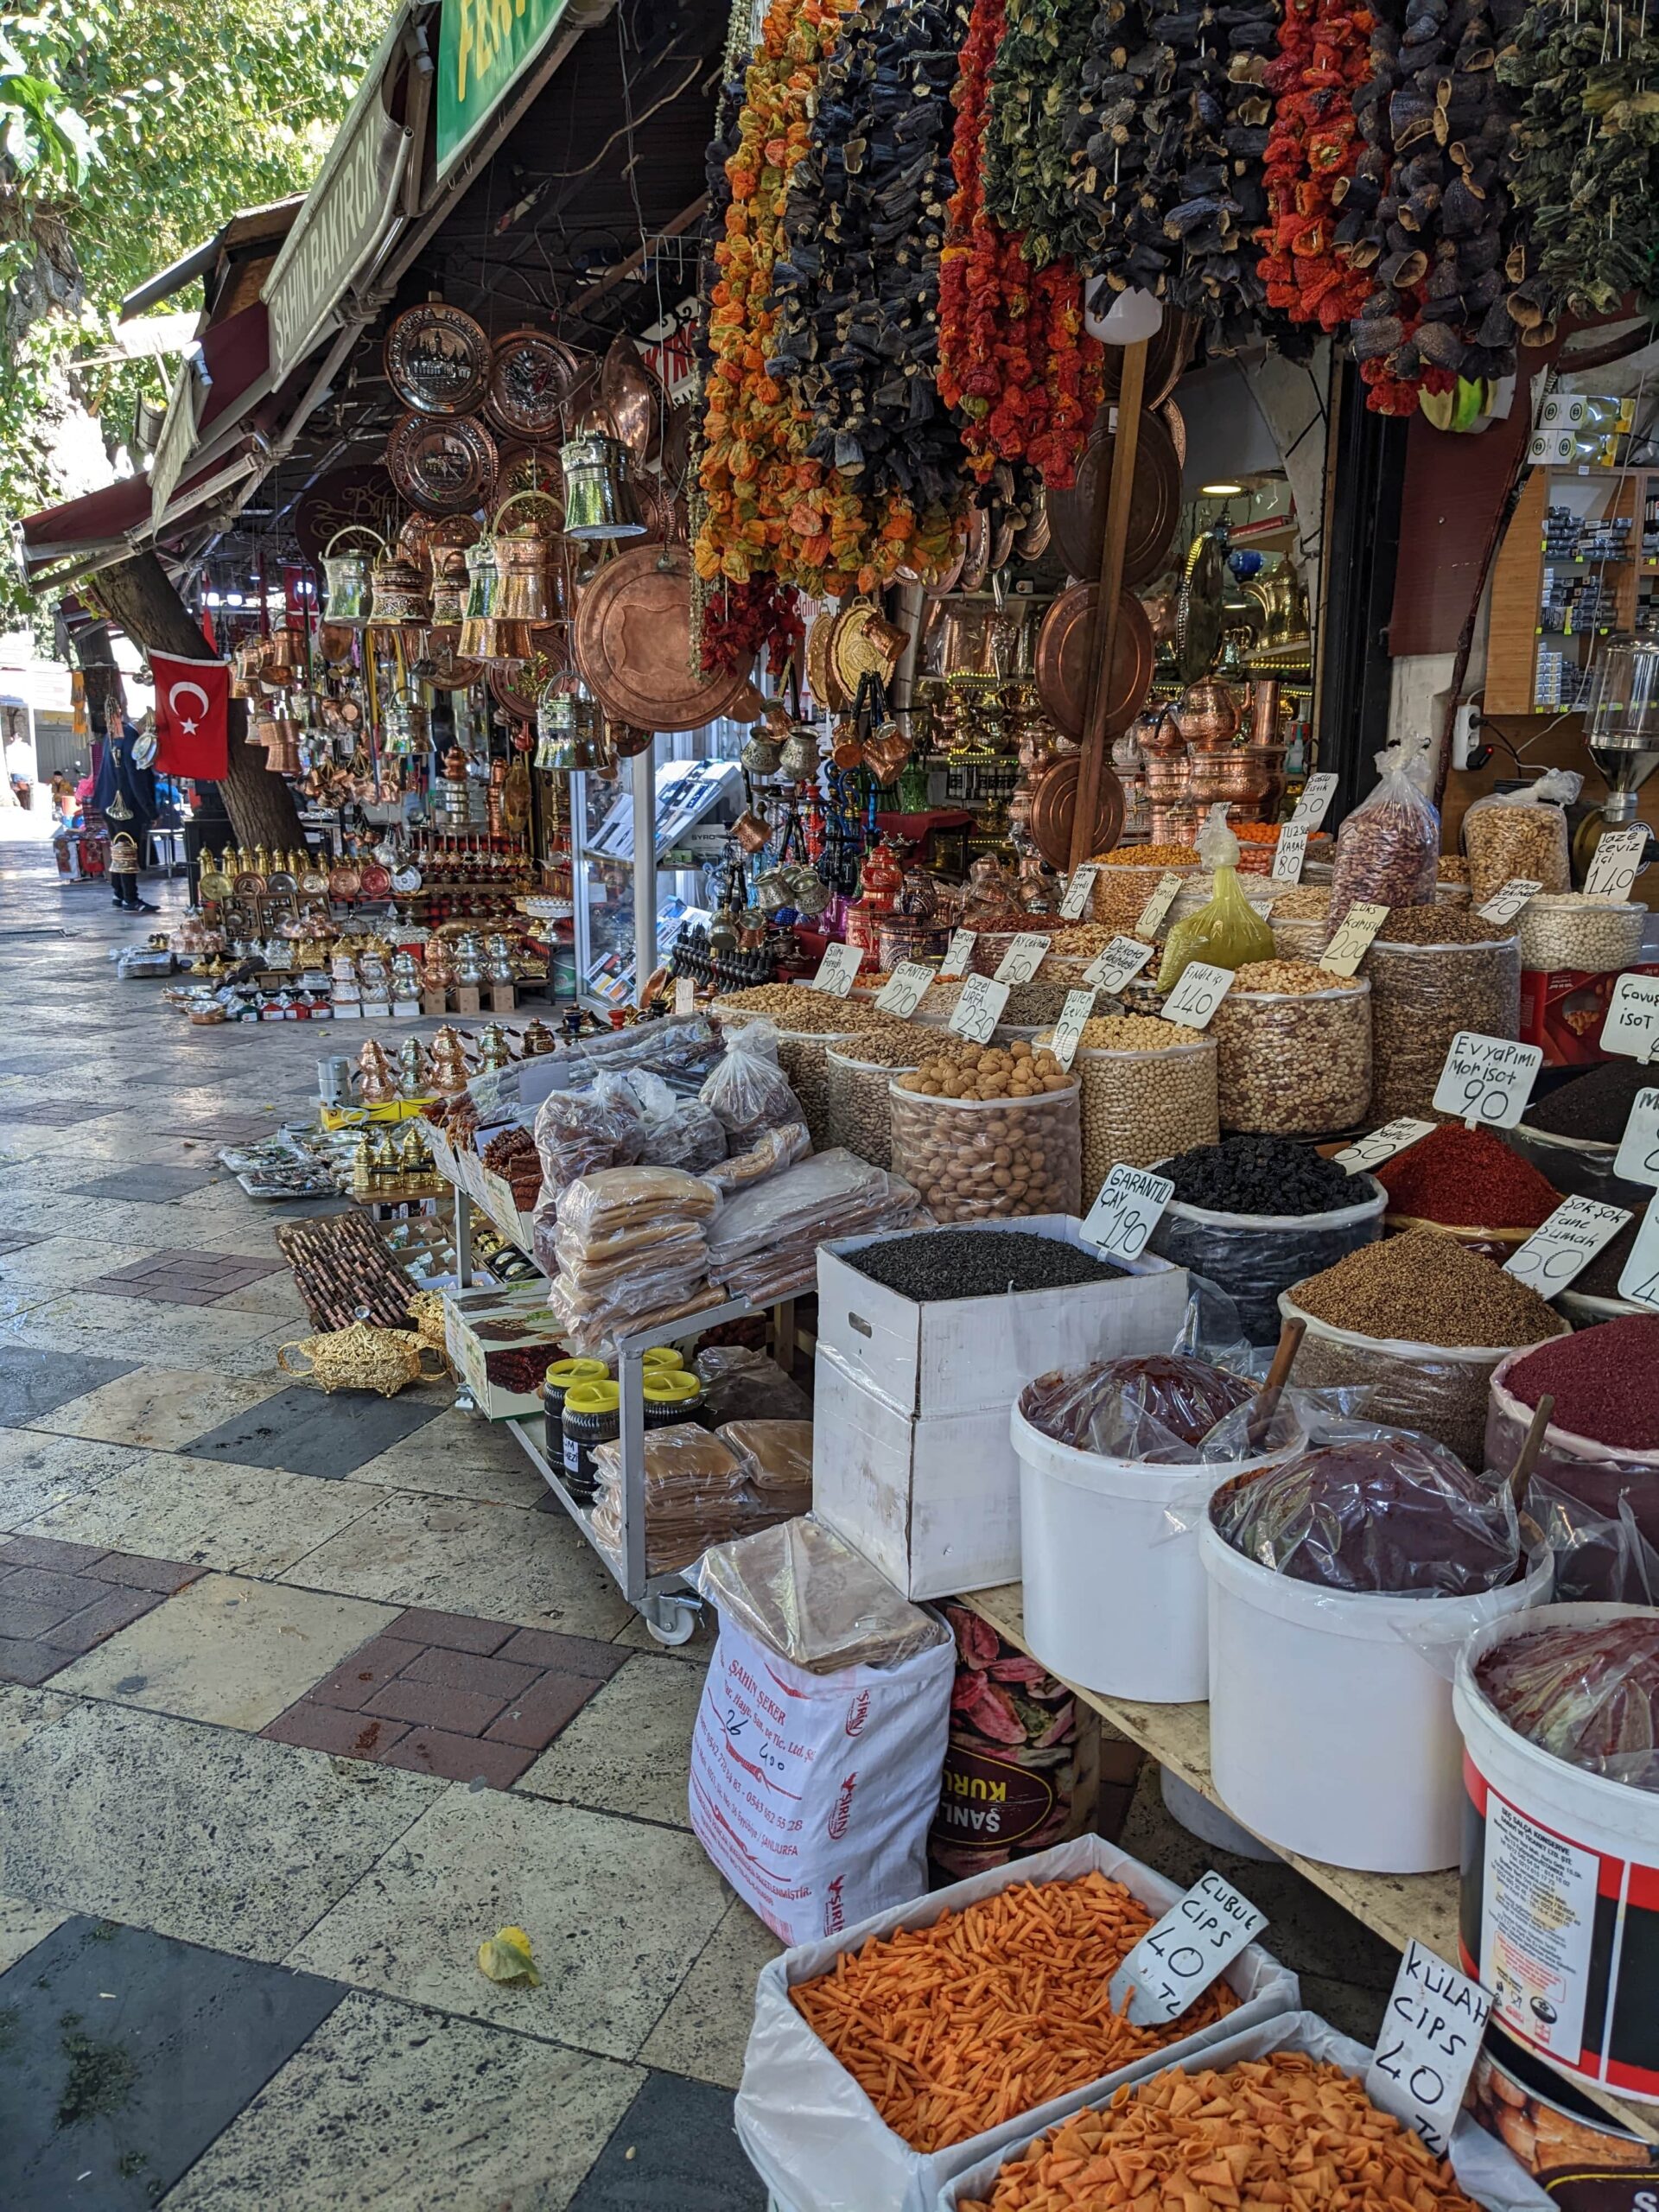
[1504,1196,1631,1294]
[1292,772,1338,830]
[1601,972,1659,1064]
[1334,1118,1436,1175]
[1059,864,1100,920]
[1160,960,1234,1029]
[1618,1191,1659,1310]
[995,931,1051,985]
[1319,901,1389,977]
[1084,934,1156,995]
[1613,1087,1659,1187]
[1081,1162,1175,1261]
[1365,1942,1493,2160]
[1477,877,1543,925]
[1108,1870,1268,2026]
[1135,871,1185,938]
[673,975,696,1016]
[1048,988,1097,1071]
[874,962,934,1020]
[1272,821,1310,883]
[1432,1032,1543,1129]
[810,942,866,996]
[1585,825,1648,900]
[945,973,1009,1046]
[938,929,976,979]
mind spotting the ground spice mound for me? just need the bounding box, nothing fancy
[1292,1229,1561,1348]
[957,2052,1485,2212]
[1525,1058,1658,1144]
[1504,1316,1659,1451]
[791,1871,1241,2152]
[1376,1123,1560,1230]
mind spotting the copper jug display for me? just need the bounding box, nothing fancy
[491,490,561,622]
[457,542,499,658]
[560,431,645,541]
[429,543,469,626]
[322,527,385,627]
[369,556,429,627]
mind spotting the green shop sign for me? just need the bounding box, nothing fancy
[437,0,572,177]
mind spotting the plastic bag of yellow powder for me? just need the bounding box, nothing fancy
[1156,806,1274,990]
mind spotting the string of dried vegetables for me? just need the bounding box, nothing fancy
[695,0,861,592]
[1257,0,1378,334]
[769,0,970,588]
[984,0,1097,266]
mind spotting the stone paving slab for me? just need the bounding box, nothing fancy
[181,1382,444,1478]
[0,1345,140,1427]
[566,2070,766,2211]
[0,1537,203,1687]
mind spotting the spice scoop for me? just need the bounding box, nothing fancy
[1247,1314,1306,1450]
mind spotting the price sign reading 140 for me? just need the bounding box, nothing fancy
[1160,960,1234,1030]
[1585,825,1648,900]
[1431,1032,1542,1130]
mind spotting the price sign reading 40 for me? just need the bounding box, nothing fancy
[1618,1190,1659,1312]
[1614,1087,1659,1187]
[1431,1032,1542,1131]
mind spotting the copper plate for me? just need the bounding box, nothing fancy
[599,334,662,465]
[574,543,753,733]
[496,444,565,512]
[1027,753,1127,871]
[485,330,573,439]
[359,863,392,899]
[299,868,329,896]
[328,864,362,899]
[804,608,846,711]
[386,412,498,517]
[384,303,492,417]
[1097,310,1195,410]
[1035,583,1154,741]
[1048,406,1181,588]
[232,871,266,899]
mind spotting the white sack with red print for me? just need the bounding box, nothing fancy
[687,1611,953,1947]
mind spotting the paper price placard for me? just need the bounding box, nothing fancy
[1291,772,1338,830]
[1504,1195,1631,1294]
[1059,864,1100,920]
[810,942,866,996]
[1319,901,1389,977]
[1585,825,1648,900]
[874,962,934,1020]
[1135,871,1185,938]
[1108,1870,1268,2026]
[673,975,696,1016]
[995,931,1051,985]
[1601,972,1659,1063]
[1160,960,1234,1030]
[1365,1942,1493,2160]
[945,972,1009,1045]
[1083,934,1156,995]
[938,928,976,979]
[1334,1118,1437,1175]
[1618,1190,1659,1310]
[1613,1087,1659,1187]
[1476,877,1543,925]
[1271,821,1310,883]
[1432,1032,1543,1129]
[1081,1162,1175,1261]
[1049,988,1097,1071]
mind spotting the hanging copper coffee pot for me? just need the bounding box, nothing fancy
[429,543,469,627]
[491,491,561,622]
[321,527,385,626]
[1175,677,1240,747]
[560,431,645,540]
[457,541,499,658]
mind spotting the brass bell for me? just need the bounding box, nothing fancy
[491,491,559,622]
[457,541,498,658]
[560,431,645,541]
[321,526,385,626]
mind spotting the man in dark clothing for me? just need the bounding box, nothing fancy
[95,721,159,912]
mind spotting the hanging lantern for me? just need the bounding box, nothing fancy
[457,541,499,658]
[492,490,560,621]
[321,527,385,626]
[560,432,645,541]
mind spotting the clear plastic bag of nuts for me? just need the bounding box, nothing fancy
[826,1038,923,1169]
[1211,966,1372,1137]
[1328,738,1440,925]
[1362,936,1519,1121]
[888,1065,1082,1222]
[1461,770,1580,905]
[1046,1016,1219,1198]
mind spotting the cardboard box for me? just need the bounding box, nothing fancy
[1520,963,1659,1065]
[811,1224,1189,1596]
[442,1282,563,1419]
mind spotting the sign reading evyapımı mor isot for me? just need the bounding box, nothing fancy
[439,0,573,177]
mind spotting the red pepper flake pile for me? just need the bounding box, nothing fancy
[1376,1122,1560,1231]
[1504,1317,1659,1453]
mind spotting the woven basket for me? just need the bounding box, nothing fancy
[278,1322,441,1398]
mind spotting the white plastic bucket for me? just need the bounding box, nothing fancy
[1013,1401,1288,1703]
[1201,1508,1553,1872]
[1160,1768,1281,1862]
[1454,1602,1659,2104]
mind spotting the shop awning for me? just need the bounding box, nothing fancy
[17,445,262,587]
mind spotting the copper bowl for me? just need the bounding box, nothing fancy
[1216,752,1271,804]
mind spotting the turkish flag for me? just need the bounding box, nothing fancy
[151,652,231,780]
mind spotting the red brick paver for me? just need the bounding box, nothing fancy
[82,1249,286,1306]
[0,1538,205,1687]
[257,1606,628,1789]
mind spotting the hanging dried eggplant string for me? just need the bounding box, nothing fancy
[769,0,972,584]
[1256,0,1378,334]
[1068,0,1185,306]
[1501,0,1659,330]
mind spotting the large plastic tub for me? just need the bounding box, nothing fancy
[1202,1491,1553,1872]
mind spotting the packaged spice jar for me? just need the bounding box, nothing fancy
[541,1356,608,1433]
[1210,961,1372,1137]
[1374,1122,1559,1260]
[1516,893,1647,974]
[1147,1135,1387,1346]
[561,1378,620,1503]
[826,1033,923,1168]
[642,1370,704,1430]
[1045,1014,1218,1194]
[1359,910,1521,1122]
[1282,1229,1568,1465]
[890,1043,1081,1222]
[1461,769,1580,904]
[1328,738,1440,924]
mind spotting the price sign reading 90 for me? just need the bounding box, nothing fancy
[1431,1033,1542,1130]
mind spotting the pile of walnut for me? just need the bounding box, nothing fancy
[896,1039,1073,1101]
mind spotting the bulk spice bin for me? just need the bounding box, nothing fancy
[1208,962,1371,1137]
[1372,1123,1561,1263]
[940,2012,1553,2212]
[1516,895,1647,974]
[734,1834,1300,2212]
[1510,1060,1659,1208]
[1047,1015,1218,1195]
[1201,1435,1553,1872]
[1358,911,1522,1122]
[1454,1606,1659,2107]
[825,1034,923,1168]
[888,1045,1082,1223]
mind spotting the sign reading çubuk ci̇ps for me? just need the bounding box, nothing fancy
[438,0,575,176]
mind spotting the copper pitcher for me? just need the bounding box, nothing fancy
[491,490,561,623]
[731,806,770,854]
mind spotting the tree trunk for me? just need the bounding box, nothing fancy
[92,550,306,852]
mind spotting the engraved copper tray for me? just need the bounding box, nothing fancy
[386,413,498,517]
[1035,582,1154,741]
[1027,754,1127,870]
[573,544,753,733]
[384,303,491,417]
[1047,405,1182,589]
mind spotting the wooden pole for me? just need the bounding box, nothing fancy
[1069,340,1147,870]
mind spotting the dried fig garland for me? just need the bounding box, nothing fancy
[770,0,971,582]
[1501,0,1659,328]
[1258,0,1379,333]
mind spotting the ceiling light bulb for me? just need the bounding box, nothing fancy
[1201,480,1245,497]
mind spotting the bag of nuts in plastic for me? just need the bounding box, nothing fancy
[1041,1014,1219,1199]
[826,1034,924,1169]
[890,1040,1081,1222]
[1210,960,1372,1138]
[1461,768,1580,905]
